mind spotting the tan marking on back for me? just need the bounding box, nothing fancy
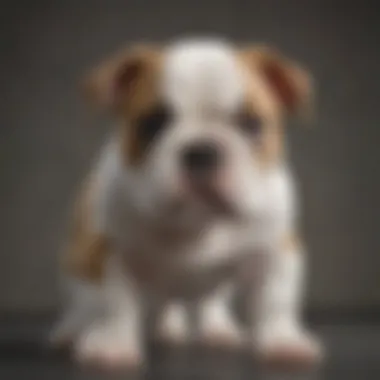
[62,175,109,283]
[281,230,303,254]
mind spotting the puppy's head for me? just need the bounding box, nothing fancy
[83,39,312,226]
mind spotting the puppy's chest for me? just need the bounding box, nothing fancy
[121,223,257,298]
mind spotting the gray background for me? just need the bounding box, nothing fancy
[1,0,379,315]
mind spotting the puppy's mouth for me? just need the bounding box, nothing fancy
[185,177,237,218]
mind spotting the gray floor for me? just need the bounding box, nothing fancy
[0,321,379,379]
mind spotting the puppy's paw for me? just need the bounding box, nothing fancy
[255,330,323,371]
[198,319,242,350]
[75,322,143,371]
[155,316,190,345]
[155,304,190,345]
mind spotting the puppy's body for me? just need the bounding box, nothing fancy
[52,39,321,369]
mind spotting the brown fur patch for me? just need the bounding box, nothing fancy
[83,45,163,165]
[237,47,313,168]
[62,175,109,283]
[115,48,163,165]
[281,230,302,254]
[239,46,313,118]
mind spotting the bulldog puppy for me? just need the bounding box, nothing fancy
[51,38,322,370]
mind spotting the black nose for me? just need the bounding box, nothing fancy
[181,141,221,174]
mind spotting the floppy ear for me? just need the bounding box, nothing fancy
[241,46,314,122]
[81,45,159,114]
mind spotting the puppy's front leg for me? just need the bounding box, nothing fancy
[251,234,322,369]
[196,282,242,349]
[154,302,191,345]
[76,254,143,369]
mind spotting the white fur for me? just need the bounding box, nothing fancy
[52,39,320,368]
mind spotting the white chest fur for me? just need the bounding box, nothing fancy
[90,139,296,300]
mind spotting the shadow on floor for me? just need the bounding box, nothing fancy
[0,321,379,379]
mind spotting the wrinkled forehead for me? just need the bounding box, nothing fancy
[160,41,247,116]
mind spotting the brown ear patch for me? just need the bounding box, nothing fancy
[240,46,313,120]
[236,46,314,169]
[81,45,163,166]
[81,45,162,115]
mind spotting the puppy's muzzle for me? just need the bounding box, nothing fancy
[181,140,222,178]
[179,140,234,214]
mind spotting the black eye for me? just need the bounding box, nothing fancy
[237,110,262,137]
[137,105,171,146]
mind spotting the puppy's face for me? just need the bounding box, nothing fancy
[84,39,312,225]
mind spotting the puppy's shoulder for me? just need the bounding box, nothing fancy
[60,135,123,283]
